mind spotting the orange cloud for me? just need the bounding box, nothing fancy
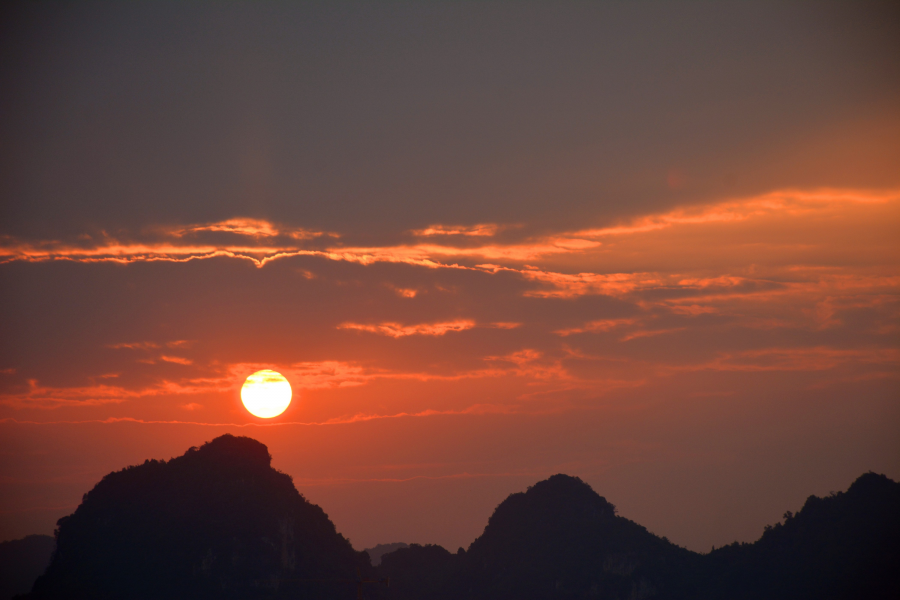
[3,188,895,290]
[514,270,662,298]
[668,305,718,316]
[677,347,900,374]
[489,322,522,329]
[0,241,314,267]
[170,217,333,240]
[338,320,476,338]
[413,224,499,237]
[483,349,573,382]
[389,286,418,298]
[574,188,900,238]
[0,403,520,428]
[159,356,193,365]
[108,340,193,351]
[172,218,281,237]
[108,342,161,350]
[555,318,640,336]
[0,380,142,409]
[165,340,194,348]
[328,238,600,266]
[619,327,686,342]
[0,355,570,411]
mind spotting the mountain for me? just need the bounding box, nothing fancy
[377,472,900,600]
[379,543,461,600]
[364,542,409,566]
[378,474,699,600]
[461,474,697,599]
[24,435,370,600]
[696,471,900,600]
[0,535,54,600]
[15,434,899,599]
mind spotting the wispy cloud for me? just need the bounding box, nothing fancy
[159,355,193,365]
[108,340,193,351]
[673,347,900,374]
[412,224,499,237]
[489,322,522,329]
[555,318,640,336]
[172,218,281,237]
[3,190,896,290]
[3,187,898,418]
[108,342,161,350]
[390,287,419,298]
[338,320,476,338]
[170,218,333,240]
[619,327,686,342]
[574,188,900,238]
[0,404,520,427]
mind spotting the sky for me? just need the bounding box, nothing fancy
[1,1,899,554]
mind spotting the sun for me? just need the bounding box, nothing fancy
[241,370,292,418]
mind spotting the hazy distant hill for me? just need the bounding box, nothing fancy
[364,542,409,566]
[379,543,460,599]
[24,435,370,600]
[0,535,54,600]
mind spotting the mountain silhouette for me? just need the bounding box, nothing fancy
[378,472,899,600]
[378,474,697,600]
[461,474,696,599]
[24,435,369,600]
[0,535,54,600]
[14,435,900,599]
[379,543,463,600]
[696,471,900,600]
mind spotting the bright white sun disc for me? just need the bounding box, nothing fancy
[241,370,292,418]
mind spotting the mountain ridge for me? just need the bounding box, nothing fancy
[15,435,899,599]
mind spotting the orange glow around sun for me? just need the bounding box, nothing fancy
[240,370,292,418]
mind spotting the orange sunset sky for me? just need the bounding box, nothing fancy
[1,2,899,554]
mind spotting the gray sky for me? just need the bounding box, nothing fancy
[2,2,898,239]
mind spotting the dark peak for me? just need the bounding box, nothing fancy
[529,473,594,495]
[795,471,899,516]
[30,436,365,600]
[847,471,898,496]
[524,473,616,516]
[475,473,616,547]
[181,433,272,469]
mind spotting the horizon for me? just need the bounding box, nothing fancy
[1,1,899,556]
